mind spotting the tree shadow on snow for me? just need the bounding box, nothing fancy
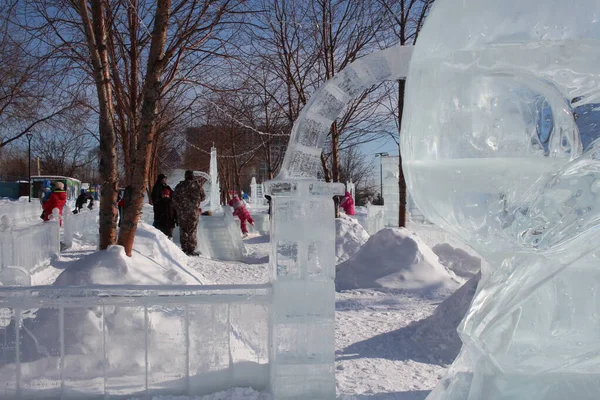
[341,390,430,400]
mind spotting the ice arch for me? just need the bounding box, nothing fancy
[277,45,414,179]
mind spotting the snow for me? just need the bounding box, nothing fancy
[336,214,370,264]
[335,228,463,292]
[15,208,483,399]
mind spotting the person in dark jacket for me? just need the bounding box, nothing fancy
[151,174,168,226]
[75,189,93,213]
[42,182,67,224]
[154,186,177,239]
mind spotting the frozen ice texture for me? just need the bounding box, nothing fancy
[265,180,342,400]
[279,45,413,179]
[62,207,98,249]
[400,0,600,398]
[250,177,266,207]
[0,211,60,273]
[196,206,246,261]
[381,156,400,227]
[346,181,355,204]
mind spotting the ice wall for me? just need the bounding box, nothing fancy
[0,211,60,273]
[400,0,600,398]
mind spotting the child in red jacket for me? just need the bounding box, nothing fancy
[228,195,254,237]
[42,182,67,223]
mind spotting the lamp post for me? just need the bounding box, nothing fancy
[375,152,388,204]
[26,133,33,202]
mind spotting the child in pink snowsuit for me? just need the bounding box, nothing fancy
[339,191,355,216]
[229,196,254,236]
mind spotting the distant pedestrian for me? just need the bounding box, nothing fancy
[264,194,272,216]
[75,189,93,213]
[154,186,177,239]
[339,191,355,216]
[42,182,67,223]
[172,170,205,256]
[229,195,254,237]
[151,174,168,227]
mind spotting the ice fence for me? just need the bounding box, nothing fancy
[0,285,271,399]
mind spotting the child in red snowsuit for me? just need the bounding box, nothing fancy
[339,191,355,216]
[228,195,254,237]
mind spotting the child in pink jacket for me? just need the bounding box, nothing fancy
[228,195,255,237]
[339,191,355,216]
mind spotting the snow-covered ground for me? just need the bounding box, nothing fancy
[25,218,481,400]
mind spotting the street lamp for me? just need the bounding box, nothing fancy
[375,152,389,205]
[26,133,33,202]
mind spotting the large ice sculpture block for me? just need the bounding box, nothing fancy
[265,179,343,400]
[400,0,600,398]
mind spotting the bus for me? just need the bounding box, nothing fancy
[30,176,82,206]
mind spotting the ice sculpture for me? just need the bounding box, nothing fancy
[400,0,600,398]
[250,177,266,207]
[196,206,245,261]
[381,156,400,227]
[209,146,221,212]
[267,45,413,398]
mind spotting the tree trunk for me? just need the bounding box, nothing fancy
[78,0,119,250]
[118,0,171,256]
[398,79,407,227]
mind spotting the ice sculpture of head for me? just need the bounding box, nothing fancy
[399,0,600,257]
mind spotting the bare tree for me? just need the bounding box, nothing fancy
[0,2,75,149]
[378,0,433,226]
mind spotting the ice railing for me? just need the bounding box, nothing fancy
[0,201,43,226]
[0,285,270,400]
[62,207,98,249]
[0,211,60,273]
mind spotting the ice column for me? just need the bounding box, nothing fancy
[266,179,343,399]
[250,177,260,206]
[381,156,400,227]
[209,146,221,211]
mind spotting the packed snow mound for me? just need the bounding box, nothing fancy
[336,214,370,264]
[335,228,463,292]
[410,272,481,364]
[432,243,481,279]
[54,222,204,286]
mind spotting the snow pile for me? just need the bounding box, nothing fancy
[335,228,463,292]
[132,388,271,400]
[336,214,370,264]
[409,273,481,364]
[432,243,481,279]
[54,222,204,286]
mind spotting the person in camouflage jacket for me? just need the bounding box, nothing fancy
[172,170,206,256]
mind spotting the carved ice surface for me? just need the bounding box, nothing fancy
[401,0,600,399]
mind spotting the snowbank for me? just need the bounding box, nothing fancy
[410,272,481,364]
[54,222,204,286]
[336,214,370,264]
[335,228,462,292]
